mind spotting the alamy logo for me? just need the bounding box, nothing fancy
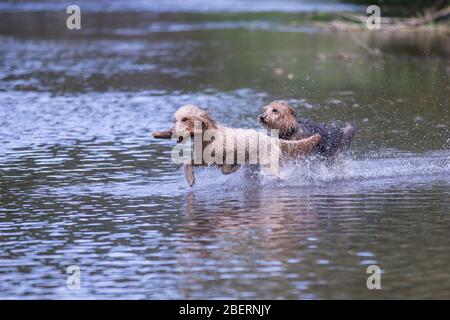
[366,265,382,290]
[66,5,81,30]
[366,5,381,30]
[66,265,81,290]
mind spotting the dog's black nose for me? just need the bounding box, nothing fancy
[259,114,266,121]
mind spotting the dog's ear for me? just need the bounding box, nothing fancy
[287,104,296,117]
[199,110,218,131]
[275,100,297,117]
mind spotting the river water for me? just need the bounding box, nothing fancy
[0,0,449,299]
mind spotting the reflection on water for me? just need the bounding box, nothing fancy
[0,1,449,299]
[0,0,362,13]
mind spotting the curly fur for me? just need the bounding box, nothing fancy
[259,100,355,162]
[154,104,321,186]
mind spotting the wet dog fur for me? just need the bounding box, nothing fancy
[259,100,355,162]
[153,104,321,186]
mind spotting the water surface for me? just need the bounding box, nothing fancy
[0,0,449,299]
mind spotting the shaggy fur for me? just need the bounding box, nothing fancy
[153,104,321,186]
[259,101,355,162]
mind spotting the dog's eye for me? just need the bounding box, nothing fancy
[181,117,188,122]
[272,109,278,113]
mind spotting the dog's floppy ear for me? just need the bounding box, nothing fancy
[199,110,218,131]
[287,104,296,117]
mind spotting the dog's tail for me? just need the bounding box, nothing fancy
[341,123,355,149]
[279,134,321,158]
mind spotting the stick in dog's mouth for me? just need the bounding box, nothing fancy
[152,130,173,139]
[152,130,183,143]
[152,128,202,143]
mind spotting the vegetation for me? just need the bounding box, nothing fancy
[345,0,449,15]
[334,0,450,31]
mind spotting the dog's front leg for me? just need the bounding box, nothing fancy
[184,163,195,187]
[221,164,240,175]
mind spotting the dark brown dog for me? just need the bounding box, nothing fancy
[259,100,355,162]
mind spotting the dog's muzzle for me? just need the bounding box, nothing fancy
[259,114,267,124]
